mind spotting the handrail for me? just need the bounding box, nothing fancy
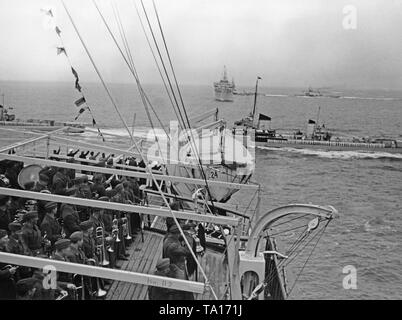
[0,153,258,190]
[0,187,240,226]
[0,252,205,294]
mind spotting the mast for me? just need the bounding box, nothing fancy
[251,76,262,125]
[223,65,228,81]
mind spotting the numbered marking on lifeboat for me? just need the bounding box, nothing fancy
[307,217,319,232]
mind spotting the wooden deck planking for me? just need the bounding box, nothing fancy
[106,232,148,299]
[106,226,228,300]
[133,239,164,300]
[129,233,162,299]
[121,233,160,300]
[114,232,155,300]
[105,230,164,300]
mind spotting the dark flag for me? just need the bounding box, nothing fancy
[259,113,271,121]
[75,107,87,120]
[308,119,316,124]
[98,129,105,142]
[56,47,67,56]
[71,68,82,92]
[92,118,96,126]
[74,97,86,107]
[71,67,79,80]
[75,81,82,93]
[55,26,61,37]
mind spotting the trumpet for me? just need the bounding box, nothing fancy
[95,227,109,266]
[86,259,107,298]
[122,214,132,241]
[112,216,121,243]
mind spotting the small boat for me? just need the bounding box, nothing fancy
[0,104,87,133]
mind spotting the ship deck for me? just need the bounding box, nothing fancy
[106,216,228,300]
[105,230,164,300]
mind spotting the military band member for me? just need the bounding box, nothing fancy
[0,195,12,231]
[0,229,17,300]
[15,277,37,300]
[40,202,62,246]
[69,231,86,264]
[52,239,76,297]
[60,203,81,238]
[20,211,42,256]
[6,222,23,255]
[80,221,95,260]
[148,258,171,300]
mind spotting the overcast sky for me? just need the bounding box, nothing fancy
[1,0,402,89]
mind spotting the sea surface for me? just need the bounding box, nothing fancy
[1,81,401,299]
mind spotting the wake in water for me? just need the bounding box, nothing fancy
[257,146,402,160]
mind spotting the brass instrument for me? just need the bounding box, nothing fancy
[112,216,121,243]
[106,235,114,253]
[17,164,43,189]
[86,259,107,298]
[122,214,132,241]
[95,227,109,266]
[2,264,19,279]
[55,291,69,300]
[57,217,66,239]
[42,232,52,257]
[72,273,85,300]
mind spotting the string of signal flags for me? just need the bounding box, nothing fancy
[41,8,105,142]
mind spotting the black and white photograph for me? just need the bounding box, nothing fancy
[0,0,400,307]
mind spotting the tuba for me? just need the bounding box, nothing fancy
[17,164,43,189]
[86,259,107,298]
[95,227,109,266]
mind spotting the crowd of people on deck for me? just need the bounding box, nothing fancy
[0,148,205,300]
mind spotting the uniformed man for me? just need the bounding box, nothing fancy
[15,277,37,300]
[0,229,17,300]
[148,258,171,300]
[0,195,12,231]
[162,225,194,300]
[40,202,62,247]
[6,222,23,254]
[20,211,42,256]
[6,222,32,279]
[80,220,95,260]
[52,167,70,195]
[69,231,86,264]
[69,231,92,299]
[52,239,76,297]
[60,203,81,238]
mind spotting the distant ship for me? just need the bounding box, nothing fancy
[214,66,234,102]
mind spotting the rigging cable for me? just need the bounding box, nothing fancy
[62,0,218,299]
[112,0,169,139]
[132,0,184,130]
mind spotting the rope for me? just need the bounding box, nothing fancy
[286,220,330,297]
[62,0,218,299]
[132,0,183,130]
